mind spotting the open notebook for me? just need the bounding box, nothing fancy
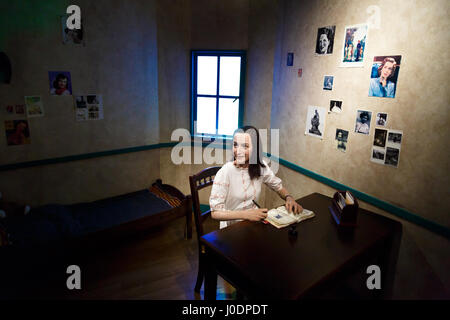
[265,205,315,229]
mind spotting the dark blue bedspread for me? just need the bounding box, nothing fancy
[0,190,173,248]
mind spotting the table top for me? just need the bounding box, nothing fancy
[200,192,402,299]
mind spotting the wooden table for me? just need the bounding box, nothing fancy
[200,193,402,300]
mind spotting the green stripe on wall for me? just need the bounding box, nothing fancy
[1,142,449,239]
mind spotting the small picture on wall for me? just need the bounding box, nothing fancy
[305,106,326,139]
[373,128,387,148]
[368,56,402,98]
[354,110,372,134]
[24,96,45,117]
[329,100,342,113]
[74,94,104,121]
[323,76,334,90]
[315,25,336,55]
[387,130,403,149]
[335,129,349,152]
[376,112,388,126]
[15,104,25,114]
[371,146,385,164]
[61,15,84,45]
[5,120,31,146]
[385,147,400,167]
[340,24,368,67]
[49,71,72,96]
[6,105,14,114]
[287,52,294,66]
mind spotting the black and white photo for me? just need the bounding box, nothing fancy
[335,128,348,152]
[371,146,385,165]
[387,130,402,148]
[329,100,342,113]
[385,147,400,167]
[305,106,326,139]
[376,112,388,126]
[354,110,372,134]
[315,25,336,55]
[373,128,387,147]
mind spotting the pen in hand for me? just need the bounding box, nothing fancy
[252,200,269,224]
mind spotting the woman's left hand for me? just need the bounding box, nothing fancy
[286,197,303,215]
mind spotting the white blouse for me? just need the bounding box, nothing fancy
[209,160,283,229]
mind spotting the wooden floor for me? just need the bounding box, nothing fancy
[25,217,235,300]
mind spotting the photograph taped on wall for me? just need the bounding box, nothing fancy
[369,55,402,98]
[387,129,403,149]
[376,112,388,126]
[340,24,368,67]
[287,52,294,66]
[335,129,348,152]
[371,146,385,164]
[74,94,104,121]
[305,106,326,139]
[385,147,400,167]
[354,110,372,134]
[373,128,387,148]
[329,100,342,113]
[49,71,72,96]
[323,75,334,90]
[315,25,336,55]
[24,96,44,118]
[5,120,31,146]
[61,15,84,45]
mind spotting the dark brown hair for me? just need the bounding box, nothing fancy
[232,125,266,180]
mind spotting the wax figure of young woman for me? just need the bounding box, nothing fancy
[210,126,303,229]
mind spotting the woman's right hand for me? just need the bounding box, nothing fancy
[246,208,268,221]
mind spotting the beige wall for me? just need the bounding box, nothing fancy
[269,0,450,228]
[0,0,160,205]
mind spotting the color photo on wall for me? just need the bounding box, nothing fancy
[25,96,44,117]
[49,71,72,96]
[368,55,402,99]
[315,25,335,55]
[5,120,31,146]
[340,24,368,67]
[305,106,326,139]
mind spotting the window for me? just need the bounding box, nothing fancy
[191,50,246,139]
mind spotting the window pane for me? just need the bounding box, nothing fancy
[196,97,217,135]
[218,98,239,136]
[219,56,241,96]
[197,56,217,95]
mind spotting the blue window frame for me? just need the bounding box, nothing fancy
[191,50,246,139]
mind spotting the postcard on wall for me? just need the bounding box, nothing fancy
[74,94,103,121]
[368,55,402,98]
[340,24,368,67]
[323,76,334,90]
[329,100,342,113]
[287,52,294,66]
[373,128,387,148]
[315,25,336,55]
[24,96,44,117]
[305,106,326,139]
[376,112,388,126]
[371,146,385,165]
[354,110,372,134]
[5,120,31,146]
[61,15,84,45]
[49,71,72,96]
[335,129,349,152]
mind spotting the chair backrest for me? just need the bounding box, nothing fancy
[189,166,221,242]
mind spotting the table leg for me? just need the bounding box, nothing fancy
[204,250,217,300]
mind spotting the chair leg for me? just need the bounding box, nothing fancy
[194,262,204,293]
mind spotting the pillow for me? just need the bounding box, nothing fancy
[148,185,181,207]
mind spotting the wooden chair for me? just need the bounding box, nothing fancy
[189,166,221,293]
